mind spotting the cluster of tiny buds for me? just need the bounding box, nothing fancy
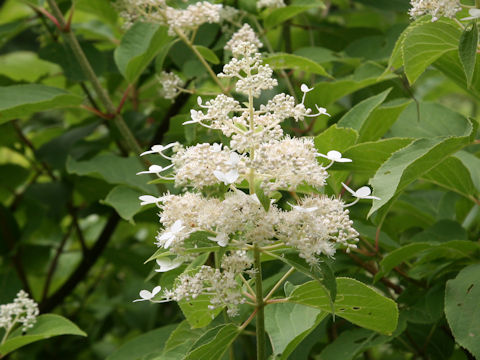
[409,0,461,21]
[0,290,39,333]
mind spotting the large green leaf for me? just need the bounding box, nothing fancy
[265,302,327,359]
[289,278,398,334]
[402,18,461,84]
[101,185,144,223]
[458,21,478,88]
[368,112,476,218]
[445,264,480,359]
[0,84,82,124]
[178,294,223,329]
[66,154,158,194]
[105,324,177,360]
[114,22,172,83]
[264,53,331,77]
[0,314,86,356]
[0,51,60,82]
[160,321,205,360]
[337,88,391,131]
[184,324,240,360]
[264,0,325,28]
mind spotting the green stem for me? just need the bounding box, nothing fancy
[45,0,144,158]
[254,245,266,360]
[264,267,295,302]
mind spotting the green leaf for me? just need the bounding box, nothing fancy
[66,154,158,194]
[114,22,172,83]
[178,294,223,329]
[101,185,144,223]
[368,116,476,218]
[337,88,391,131]
[160,321,205,360]
[402,18,461,84]
[184,324,240,360]
[289,278,398,334]
[0,314,86,356]
[265,303,327,359]
[194,45,220,65]
[459,22,478,87]
[445,264,480,359]
[105,324,177,360]
[264,53,331,77]
[310,62,397,106]
[0,84,82,124]
[358,99,412,142]
[314,124,358,156]
[264,0,325,28]
[319,328,393,360]
[334,138,414,177]
[0,51,60,82]
[455,151,480,193]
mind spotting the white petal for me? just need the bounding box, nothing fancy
[327,150,342,160]
[300,84,313,92]
[139,195,160,205]
[335,157,353,163]
[341,182,356,196]
[139,290,153,300]
[171,220,185,233]
[211,143,222,152]
[363,195,381,200]
[197,96,203,106]
[315,105,330,116]
[213,170,226,183]
[140,149,156,156]
[151,286,162,296]
[355,186,372,198]
[224,169,239,183]
[228,152,240,165]
[315,152,329,159]
[133,298,148,302]
[149,165,165,173]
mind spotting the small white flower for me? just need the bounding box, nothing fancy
[133,286,162,302]
[300,84,314,93]
[462,8,480,20]
[139,195,163,206]
[316,150,352,163]
[342,183,380,207]
[140,143,177,156]
[159,220,185,248]
[287,202,318,213]
[136,164,174,176]
[155,258,184,272]
[315,105,330,117]
[213,169,239,185]
[210,143,223,152]
[225,152,240,166]
[208,232,229,247]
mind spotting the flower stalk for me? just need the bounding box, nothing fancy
[253,245,266,360]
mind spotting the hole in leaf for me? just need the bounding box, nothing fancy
[467,284,474,293]
[384,171,391,175]
[339,308,345,311]
[352,306,361,310]
[457,303,463,307]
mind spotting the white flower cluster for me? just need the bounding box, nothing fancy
[409,0,461,21]
[117,0,223,35]
[157,71,184,100]
[0,290,39,333]
[136,24,380,314]
[257,0,286,9]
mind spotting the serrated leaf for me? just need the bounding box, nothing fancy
[445,264,480,359]
[403,18,461,84]
[0,84,82,124]
[184,324,240,360]
[337,88,391,131]
[0,314,86,356]
[264,53,331,77]
[459,21,478,87]
[105,324,177,360]
[264,0,325,29]
[178,294,223,329]
[194,45,220,65]
[289,278,398,334]
[368,116,476,218]
[265,303,327,359]
[114,22,172,83]
[101,185,144,223]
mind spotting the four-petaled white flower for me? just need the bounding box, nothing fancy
[136,164,174,176]
[462,8,480,20]
[155,258,184,272]
[208,232,229,247]
[140,143,177,156]
[158,220,185,248]
[342,182,380,207]
[139,195,163,206]
[316,150,352,164]
[214,169,239,185]
[133,286,162,302]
